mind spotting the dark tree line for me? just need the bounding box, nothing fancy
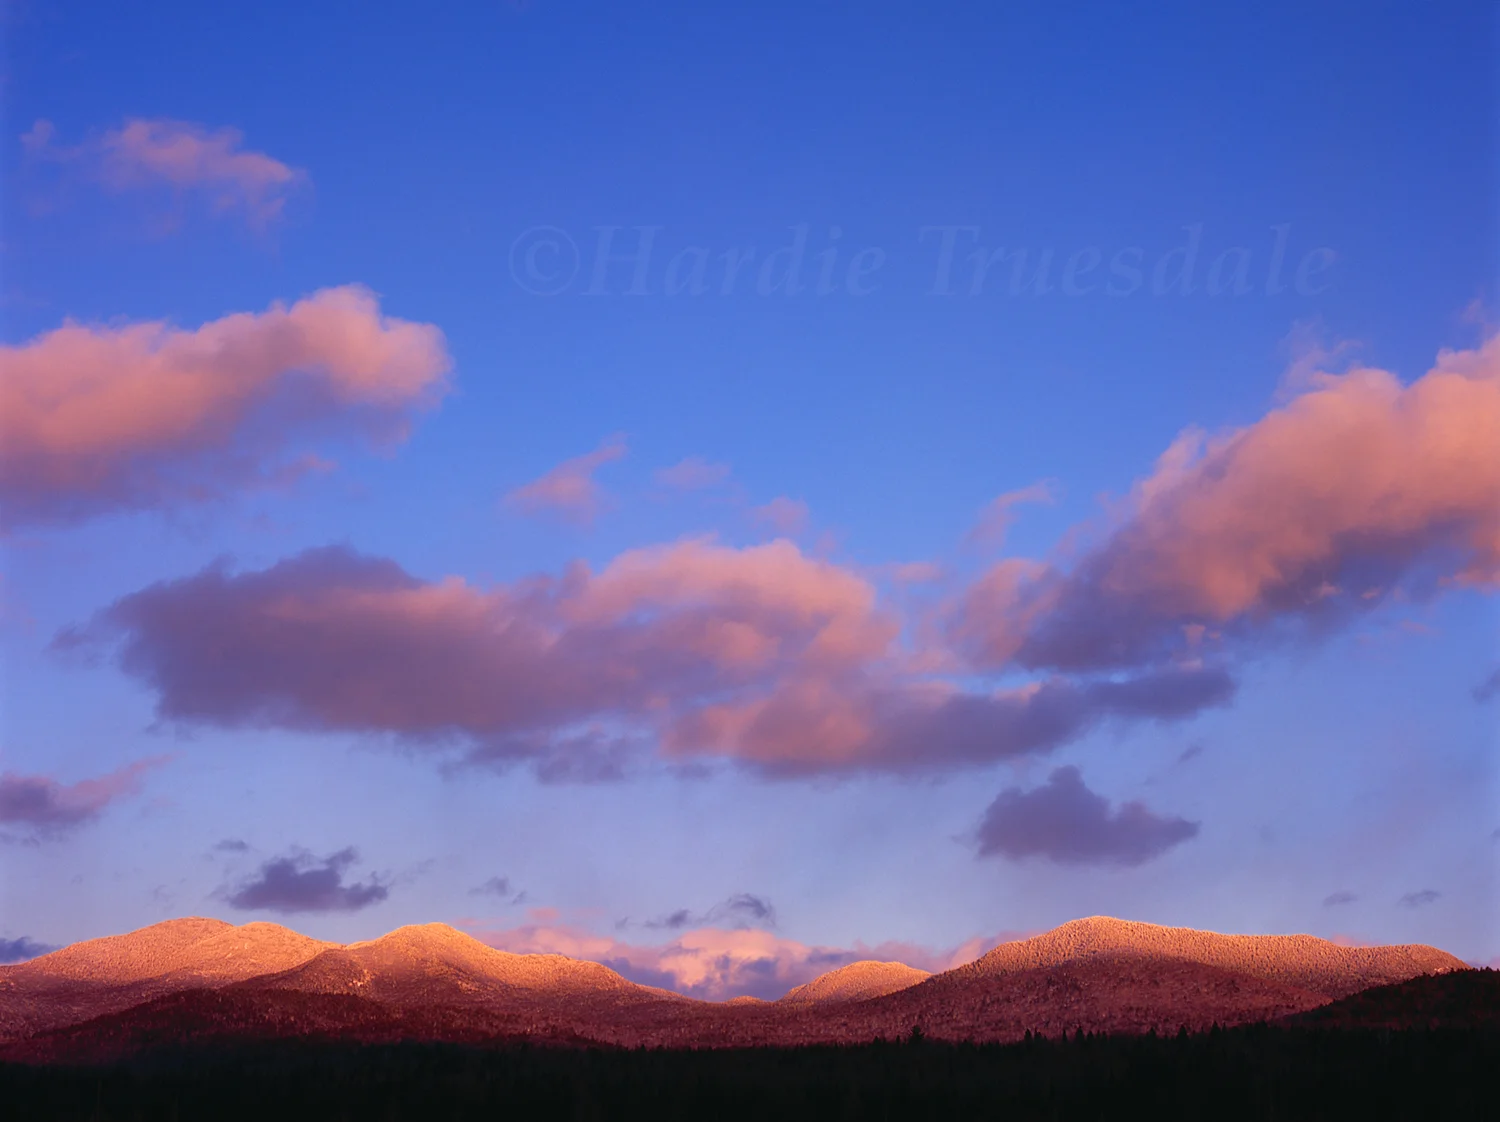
[1,1023,1495,1121]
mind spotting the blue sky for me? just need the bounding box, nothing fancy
[1,1,1496,992]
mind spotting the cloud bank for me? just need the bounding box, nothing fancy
[1,286,450,526]
[66,538,1229,777]
[472,919,1002,1001]
[49,335,1497,865]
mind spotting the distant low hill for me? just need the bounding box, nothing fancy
[0,915,1467,1061]
[780,961,932,1004]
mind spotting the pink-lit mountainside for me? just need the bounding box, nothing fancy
[0,916,1467,1062]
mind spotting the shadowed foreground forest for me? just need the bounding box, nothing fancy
[2,1024,1496,1122]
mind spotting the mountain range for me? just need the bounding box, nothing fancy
[0,915,1467,1062]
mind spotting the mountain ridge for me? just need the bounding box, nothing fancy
[243,922,684,1007]
[1,914,1465,1055]
[950,916,1465,998]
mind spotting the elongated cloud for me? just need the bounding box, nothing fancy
[1397,889,1440,909]
[0,758,166,841]
[0,286,450,526]
[975,766,1199,866]
[64,539,886,750]
[506,437,627,524]
[23,117,304,228]
[472,921,998,1001]
[957,337,1500,672]
[63,538,1228,777]
[224,847,389,914]
[667,664,1231,775]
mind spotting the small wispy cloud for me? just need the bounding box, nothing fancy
[750,496,809,536]
[644,893,778,931]
[0,758,168,841]
[967,480,1058,549]
[505,436,627,525]
[655,456,731,491]
[468,875,526,905]
[22,117,305,229]
[1397,889,1440,909]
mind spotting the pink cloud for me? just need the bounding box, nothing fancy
[956,336,1500,672]
[467,921,999,1001]
[751,497,810,536]
[99,327,1500,784]
[0,286,450,527]
[664,665,1230,775]
[565,537,892,668]
[505,437,627,525]
[66,539,891,760]
[68,536,1231,778]
[968,480,1058,548]
[23,117,305,228]
[0,757,169,840]
[655,456,732,491]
